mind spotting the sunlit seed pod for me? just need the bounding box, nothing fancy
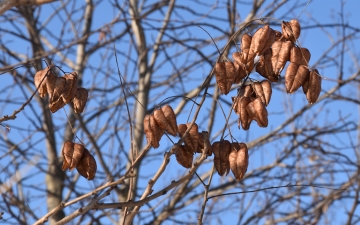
[178,123,199,153]
[34,67,57,98]
[238,85,255,98]
[76,148,97,180]
[252,82,266,105]
[49,77,67,113]
[61,141,74,171]
[224,62,236,92]
[162,105,178,136]
[212,140,231,176]
[70,143,85,170]
[214,62,233,95]
[154,106,175,136]
[150,114,164,148]
[250,24,271,55]
[144,115,156,148]
[174,145,193,168]
[259,28,276,55]
[240,96,252,130]
[61,72,78,104]
[247,97,268,127]
[290,46,311,65]
[71,88,88,114]
[229,142,249,181]
[285,62,299,93]
[261,80,272,106]
[256,48,277,81]
[281,19,301,42]
[272,41,292,76]
[289,65,310,94]
[233,61,247,84]
[241,33,253,62]
[232,96,241,115]
[306,69,322,104]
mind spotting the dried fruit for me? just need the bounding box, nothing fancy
[282,19,301,42]
[233,62,247,84]
[144,114,164,148]
[240,97,252,130]
[61,141,74,171]
[252,82,266,105]
[290,65,309,93]
[305,69,322,104]
[71,88,88,113]
[240,33,253,63]
[246,97,268,127]
[259,28,276,55]
[229,142,248,180]
[49,77,67,113]
[214,62,234,95]
[261,80,272,106]
[238,85,255,98]
[212,140,231,176]
[62,72,78,104]
[34,67,57,98]
[76,148,97,180]
[271,40,292,76]
[178,123,199,153]
[256,48,278,82]
[154,105,178,136]
[250,24,271,55]
[290,46,311,66]
[174,145,193,168]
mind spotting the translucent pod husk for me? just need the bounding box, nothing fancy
[289,65,310,94]
[281,19,301,42]
[144,114,162,148]
[76,148,97,180]
[250,24,271,55]
[240,96,252,130]
[285,62,299,93]
[252,82,266,105]
[241,33,252,63]
[34,66,57,98]
[212,140,231,176]
[306,69,322,104]
[61,141,74,171]
[246,97,268,127]
[261,80,272,106]
[259,28,277,55]
[178,123,199,153]
[70,143,85,170]
[229,142,249,180]
[149,114,164,148]
[71,88,88,114]
[154,105,178,136]
[214,62,234,95]
[49,77,67,113]
[62,72,78,104]
[271,41,292,76]
[256,48,278,82]
[174,145,193,168]
[290,46,311,65]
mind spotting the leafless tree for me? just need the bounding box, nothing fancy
[0,0,359,224]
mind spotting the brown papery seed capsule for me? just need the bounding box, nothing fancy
[289,65,309,94]
[306,69,322,104]
[76,149,97,180]
[261,80,272,106]
[250,24,271,55]
[229,142,249,181]
[71,88,88,114]
[174,145,193,168]
[285,62,299,93]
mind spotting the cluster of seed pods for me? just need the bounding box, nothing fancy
[34,66,88,113]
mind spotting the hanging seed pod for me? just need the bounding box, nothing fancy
[284,62,299,93]
[212,140,231,176]
[256,48,278,82]
[281,19,301,42]
[144,115,156,148]
[49,77,67,113]
[154,105,178,136]
[178,123,199,153]
[261,80,272,106]
[289,65,310,93]
[250,24,271,56]
[197,131,212,156]
[229,142,249,181]
[290,46,311,65]
[247,97,268,127]
[76,149,97,180]
[150,114,164,148]
[71,143,85,170]
[232,96,241,115]
[71,88,88,114]
[306,69,322,104]
[62,72,78,104]
[61,141,74,171]
[271,41,292,76]
[34,67,57,98]
[174,145,193,168]
[238,85,255,98]
[240,96,252,130]
[259,28,276,55]
[252,82,266,105]
[214,62,234,95]
[233,62,247,84]
[241,33,253,63]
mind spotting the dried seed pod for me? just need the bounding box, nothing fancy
[247,97,268,127]
[178,123,199,153]
[256,48,278,82]
[271,41,292,76]
[302,76,309,94]
[62,72,78,104]
[290,46,311,65]
[252,82,266,105]
[49,77,67,113]
[289,65,310,93]
[76,148,97,180]
[197,131,212,156]
[212,140,231,176]
[238,85,255,98]
[240,96,252,130]
[261,80,272,106]
[34,67,57,98]
[71,88,88,113]
[144,115,156,148]
[61,141,74,171]
[282,19,301,42]
[306,69,322,104]
[250,24,271,55]
[241,33,252,63]
[214,62,234,95]
[285,62,299,93]
[174,145,193,168]
[149,114,164,148]
[154,105,178,136]
[232,96,241,115]
[229,142,249,180]
[259,28,276,55]
[233,62,247,84]
[71,143,85,170]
